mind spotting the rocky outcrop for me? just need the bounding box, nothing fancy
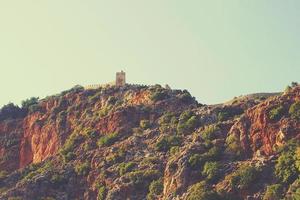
[0,84,299,200]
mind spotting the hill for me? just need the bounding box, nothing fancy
[0,84,299,200]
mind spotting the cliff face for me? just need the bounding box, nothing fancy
[228,86,300,157]
[0,84,299,200]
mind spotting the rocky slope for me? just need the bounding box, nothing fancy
[0,84,299,200]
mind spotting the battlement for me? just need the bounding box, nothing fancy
[84,71,126,90]
[84,82,114,90]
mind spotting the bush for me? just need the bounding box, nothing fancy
[60,133,83,162]
[230,165,260,190]
[275,151,297,183]
[97,132,119,147]
[150,90,169,101]
[119,162,135,176]
[158,112,177,134]
[0,103,26,121]
[217,111,230,122]
[286,178,300,199]
[75,162,90,176]
[225,134,243,159]
[201,125,219,141]
[170,146,180,156]
[189,154,206,170]
[263,184,282,200]
[97,184,106,200]
[21,97,39,110]
[217,107,243,122]
[147,179,163,200]
[189,146,222,170]
[268,105,284,121]
[126,170,161,188]
[202,161,222,182]
[186,181,221,200]
[289,101,300,120]
[0,170,8,179]
[140,120,151,130]
[50,173,66,186]
[155,135,182,152]
[177,111,199,135]
[8,197,23,200]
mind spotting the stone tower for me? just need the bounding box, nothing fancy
[116,70,126,86]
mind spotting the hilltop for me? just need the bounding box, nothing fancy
[0,83,300,200]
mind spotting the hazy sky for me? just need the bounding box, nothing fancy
[0,1,299,106]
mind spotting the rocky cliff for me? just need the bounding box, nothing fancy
[0,84,299,200]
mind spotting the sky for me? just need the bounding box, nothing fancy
[0,0,299,106]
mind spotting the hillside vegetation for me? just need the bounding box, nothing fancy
[0,83,299,200]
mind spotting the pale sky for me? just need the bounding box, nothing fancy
[0,0,299,106]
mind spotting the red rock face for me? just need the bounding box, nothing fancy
[19,113,60,168]
[229,87,300,157]
[2,86,182,171]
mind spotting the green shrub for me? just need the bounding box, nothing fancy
[294,147,300,171]
[155,135,182,152]
[225,134,243,159]
[217,107,243,122]
[178,90,195,103]
[268,105,284,121]
[189,146,222,170]
[263,184,282,200]
[21,97,39,111]
[186,181,221,200]
[97,184,106,200]
[158,112,178,134]
[177,111,199,135]
[50,173,66,185]
[201,125,219,141]
[202,161,222,182]
[230,165,260,190]
[75,162,90,176]
[0,170,8,179]
[147,179,163,200]
[217,111,230,122]
[140,157,160,167]
[97,132,119,147]
[60,132,83,162]
[126,169,160,187]
[170,146,180,156]
[119,162,135,176]
[0,103,25,121]
[286,178,300,199]
[275,151,297,183]
[8,197,23,200]
[189,154,206,170]
[158,112,176,125]
[106,148,126,164]
[289,101,300,120]
[140,120,151,130]
[150,90,169,101]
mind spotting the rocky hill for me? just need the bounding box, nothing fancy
[0,84,299,200]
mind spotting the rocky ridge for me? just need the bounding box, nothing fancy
[0,84,299,200]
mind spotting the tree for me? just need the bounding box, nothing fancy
[186,181,221,200]
[289,101,300,120]
[202,161,222,182]
[275,151,297,183]
[263,184,282,200]
[0,103,25,121]
[291,82,299,87]
[268,105,284,121]
[21,97,39,109]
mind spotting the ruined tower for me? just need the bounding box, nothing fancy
[116,70,126,87]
